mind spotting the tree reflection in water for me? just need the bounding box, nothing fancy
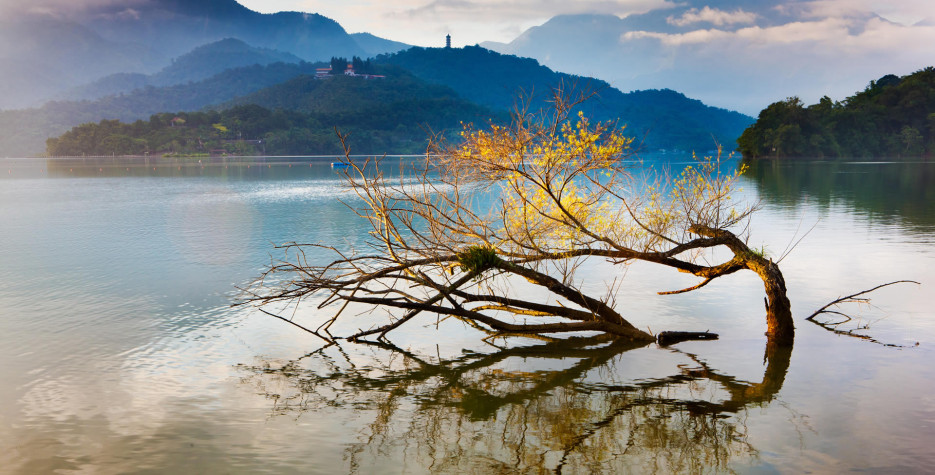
[241,336,793,473]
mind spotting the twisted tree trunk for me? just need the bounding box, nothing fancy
[688,225,795,345]
[750,258,795,345]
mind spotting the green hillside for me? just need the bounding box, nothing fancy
[738,67,935,158]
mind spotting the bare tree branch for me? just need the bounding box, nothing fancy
[806,280,920,321]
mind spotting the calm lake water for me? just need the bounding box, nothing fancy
[1,156,934,473]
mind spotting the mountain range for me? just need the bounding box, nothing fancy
[59,38,304,102]
[0,42,752,157]
[0,0,756,157]
[0,1,409,109]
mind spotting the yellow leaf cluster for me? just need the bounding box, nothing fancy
[430,102,752,264]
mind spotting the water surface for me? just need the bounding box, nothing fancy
[1,156,933,473]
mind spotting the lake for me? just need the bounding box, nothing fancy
[1,156,934,473]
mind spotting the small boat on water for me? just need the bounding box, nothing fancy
[331,162,351,168]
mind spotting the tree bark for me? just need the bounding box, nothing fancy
[756,259,795,345]
[688,225,795,345]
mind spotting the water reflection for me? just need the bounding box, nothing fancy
[743,159,935,231]
[2,156,420,180]
[243,336,793,473]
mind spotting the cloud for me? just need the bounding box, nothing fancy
[0,0,152,18]
[666,6,757,27]
[623,14,935,50]
[774,0,935,25]
[614,9,935,113]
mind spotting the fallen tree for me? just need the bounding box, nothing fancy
[239,88,796,345]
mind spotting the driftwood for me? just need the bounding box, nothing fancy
[656,331,719,346]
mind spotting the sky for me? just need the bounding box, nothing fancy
[1,0,932,48]
[2,0,931,49]
[238,0,673,46]
[230,0,935,47]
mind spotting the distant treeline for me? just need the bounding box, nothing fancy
[46,97,496,157]
[46,106,408,156]
[738,67,935,158]
[1,61,327,157]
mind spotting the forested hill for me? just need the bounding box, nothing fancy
[379,46,753,151]
[45,70,502,156]
[738,67,935,159]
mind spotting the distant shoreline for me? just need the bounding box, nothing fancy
[5,155,422,162]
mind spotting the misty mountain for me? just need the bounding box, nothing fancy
[80,0,364,61]
[79,0,407,65]
[61,38,303,102]
[481,3,905,115]
[351,33,412,57]
[0,0,406,110]
[0,61,325,157]
[0,15,163,109]
[151,38,303,85]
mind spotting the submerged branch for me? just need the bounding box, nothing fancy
[805,280,920,321]
[258,308,335,344]
[806,280,921,348]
